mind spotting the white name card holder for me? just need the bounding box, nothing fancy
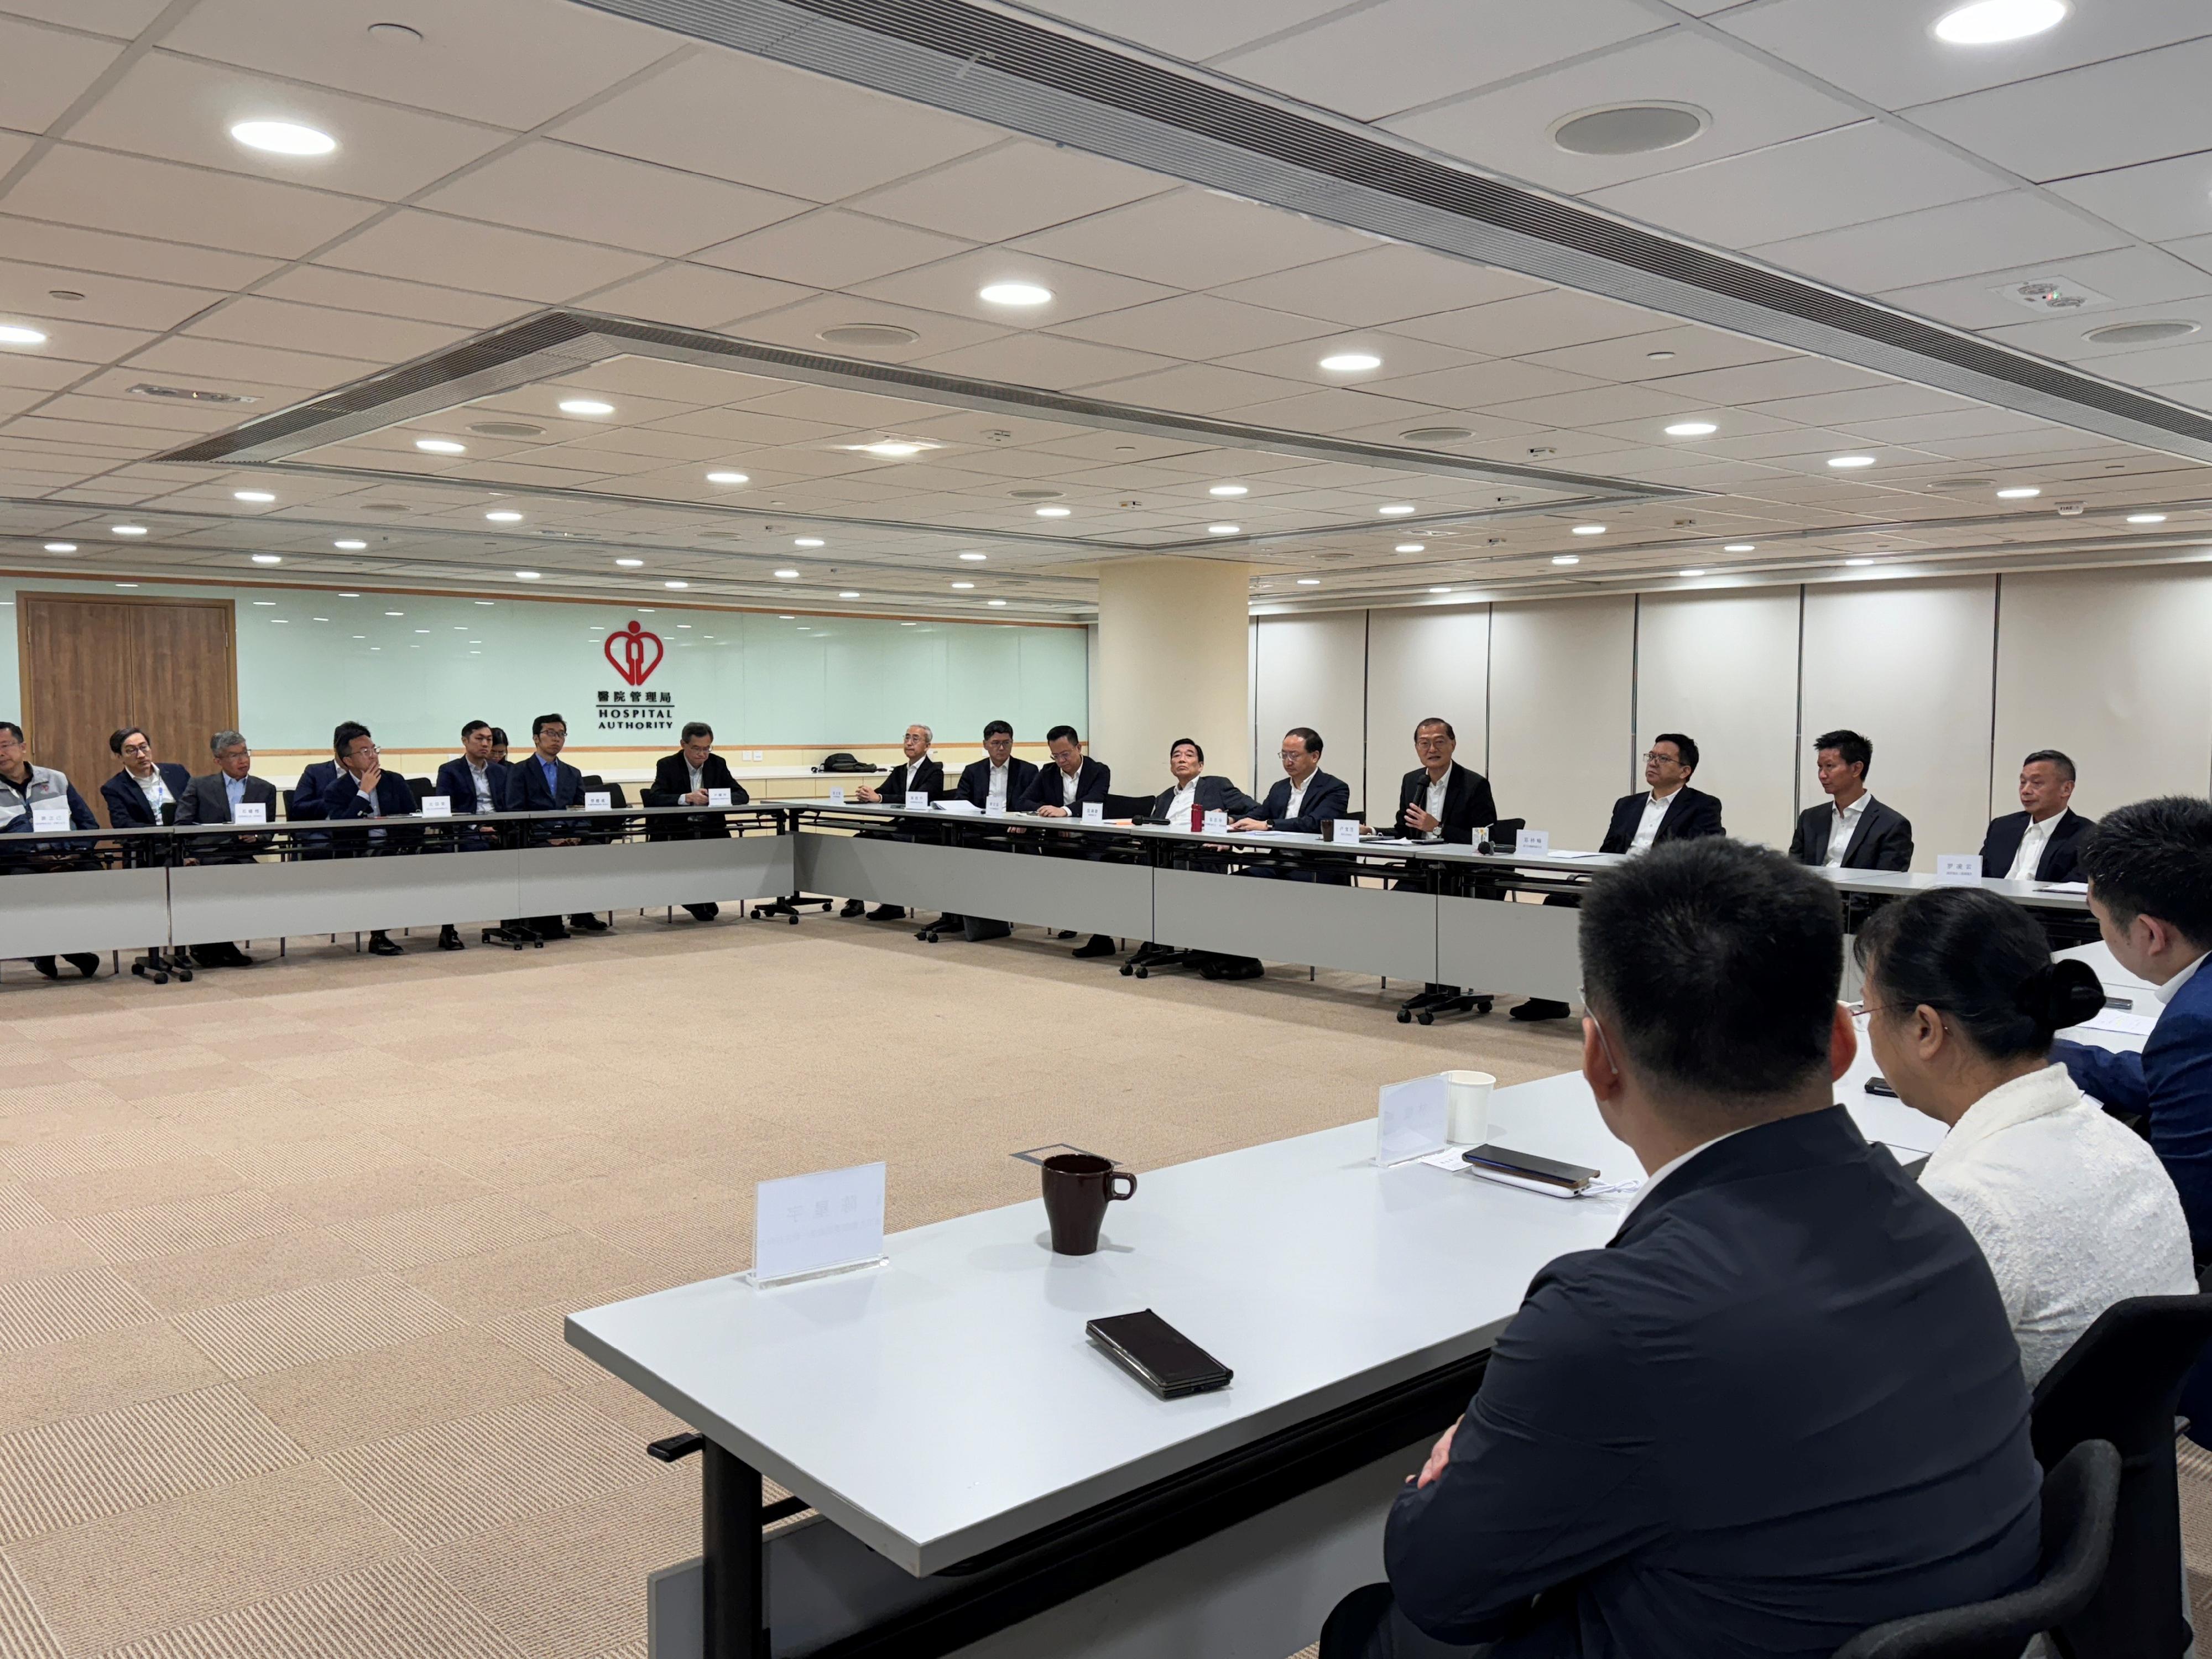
[419,795,453,818]
[706,787,732,807]
[749,1162,888,1288]
[1202,808,1229,833]
[1376,1073,1450,1168]
[29,800,70,833]
[1080,801,1104,823]
[1516,828,1551,857]
[1333,818,1363,845]
[827,785,846,806]
[232,801,267,826]
[1934,854,1982,885]
[584,791,613,812]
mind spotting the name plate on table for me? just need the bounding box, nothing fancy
[1516,828,1551,856]
[1081,801,1104,822]
[1376,1073,1449,1168]
[1934,854,1981,885]
[827,785,846,805]
[1202,808,1229,833]
[419,795,452,817]
[1332,818,1362,845]
[750,1161,886,1288]
[584,791,613,812]
[29,800,69,832]
[233,802,267,825]
[706,787,732,807]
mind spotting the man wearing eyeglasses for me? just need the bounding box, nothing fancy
[322,721,421,958]
[1233,727,1350,838]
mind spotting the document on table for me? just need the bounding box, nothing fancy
[1418,1146,1642,1200]
[1537,850,1608,862]
[931,800,982,815]
[2064,1008,2157,1038]
[2036,880,2090,895]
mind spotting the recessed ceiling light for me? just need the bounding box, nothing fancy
[1319,352,1382,372]
[665,580,688,589]
[333,539,366,550]
[43,542,76,552]
[1207,524,1240,535]
[1035,506,1071,518]
[1379,504,1416,517]
[705,470,749,484]
[1996,487,2042,499]
[987,598,1008,607]
[558,398,614,416]
[251,554,282,565]
[774,568,800,578]
[385,610,403,616]
[1724,542,1756,552]
[0,322,49,346]
[792,537,824,548]
[485,509,523,523]
[615,557,644,567]
[1679,568,1706,577]
[979,281,1053,306]
[251,600,276,607]
[1828,455,1876,468]
[232,489,275,502]
[115,583,138,588]
[229,119,336,156]
[838,590,860,599]
[1933,0,2068,45]
[1427,586,1452,594]
[2127,512,2167,524]
[1664,421,1718,437]
[472,599,491,604]
[469,420,544,439]
[1395,542,1425,553]
[951,580,976,589]
[1552,102,1708,156]
[515,570,540,580]
[855,441,926,458]
[1845,557,1876,566]
[414,437,465,454]
[1552,554,1580,565]
[899,620,914,626]
[1295,577,1322,586]
[111,524,148,536]
[957,551,987,561]
[1209,484,1249,497]
[1571,524,1606,535]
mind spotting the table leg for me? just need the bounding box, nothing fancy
[702,1439,766,1659]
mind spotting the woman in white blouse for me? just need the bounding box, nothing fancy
[1855,886,2194,1382]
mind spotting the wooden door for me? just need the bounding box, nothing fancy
[18,594,237,814]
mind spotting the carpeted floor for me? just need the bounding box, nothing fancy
[0,912,1583,1659]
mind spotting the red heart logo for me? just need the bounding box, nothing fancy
[604,621,664,686]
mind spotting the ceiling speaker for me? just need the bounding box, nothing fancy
[2083,320,2199,346]
[1551,103,1708,156]
[818,324,920,347]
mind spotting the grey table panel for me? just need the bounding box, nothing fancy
[518,834,794,914]
[796,833,1153,940]
[168,850,525,941]
[1435,894,1583,1001]
[0,866,171,958]
[1152,867,1437,979]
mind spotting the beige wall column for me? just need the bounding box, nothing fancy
[1094,557,1251,793]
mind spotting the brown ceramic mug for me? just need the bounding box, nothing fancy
[1041,1153,1137,1255]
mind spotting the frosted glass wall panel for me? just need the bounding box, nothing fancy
[1253,612,1369,806]
[1364,607,1490,810]
[1635,589,1802,848]
[1490,597,1636,847]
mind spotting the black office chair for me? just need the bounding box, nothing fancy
[2027,1292,2212,1658]
[1103,792,1159,822]
[1830,1438,2120,1659]
[404,776,435,807]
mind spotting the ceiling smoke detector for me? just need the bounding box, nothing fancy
[2055,500,2086,516]
[1551,102,1709,156]
[1997,277,2110,314]
[128,382,258,404]
[818,323,920,348]
[2083,319,2200,346]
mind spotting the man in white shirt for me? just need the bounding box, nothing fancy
[1787,729,1912,873]
[1232,727,1351,837]
[847,724,944,919]
[1979,750,2092,884]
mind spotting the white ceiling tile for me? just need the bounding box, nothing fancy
[1749,191,2124,294]
[713,293,1006,362]
[1652,356,1891,404]
[1881,244,2212,330]
[179,295,466,363]
[1009,189,1376,290]
[1390,28,1863,196]
[1217,330,1484,390]
[1214,386,1462,435]
[1366,357,1605,409]
[2164,232,2212,278]
[1388,286,1671,357]
[1910,38,2212,180]
[1588,122,2002,248]
[0,130,30,176]
[553,53,997,204]
[851,247,1176,327]
[1078,362,1316,417]
[119,334,377,390]
[576,265,813,334]
[0,258,221,332]
[1716,0,2212,111]
[316,210,659,303]
[157,0,677,130]
[0,216,281,290]
[1747,384,1974,426]
[0,0,166,36]
[692,209,971,291]
[1521,323,1794,381]
[416,143,808,258]
[253,266,531,329]
[1045,293,1332,360]
[1,144,379,257]
[0,14,124,132]
[66,50,512,201]
[2090,338,2212,390]
[1003,0,1348,64]
[1840,408,2049,445]
[1481,382,1697,429]
[908,333,1178,392]
[844,140,1170,243]
[1211,244,1547,327]
[2046,149,2212,243]
[0,352,85,393]
[1215,0,1662,122]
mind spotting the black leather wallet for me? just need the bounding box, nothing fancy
[1086,1310,1232,1399]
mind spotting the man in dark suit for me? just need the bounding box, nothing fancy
[100,726,191,830]
[319,722,421,958]
[1980,748,2093,882]
[432,719,514,950]
[956,720,1039,815]
[1787,728,1913,872]
[288,739,342,824]
[1022,724,1117,958]
[1390,717,1498,1019]
[1319,839,2042,1659]
[1139,737,1260,825]
[174,728,278,968]
[643,720,750,923]
[1233,726,1350,838]
[844,723,945,920]
[501,712,608,941]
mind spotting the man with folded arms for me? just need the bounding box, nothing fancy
[1320,838,2039,1658]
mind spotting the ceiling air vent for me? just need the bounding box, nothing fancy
[129,383,257,404]
[819,323,920,347]
[469,421,546,437]
[1402,426,1474,442]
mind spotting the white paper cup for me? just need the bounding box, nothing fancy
[1444,1070,1495,1144]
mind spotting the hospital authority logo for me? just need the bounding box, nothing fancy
[596,619,675,733]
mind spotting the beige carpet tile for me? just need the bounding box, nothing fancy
[174,1274,462,1379]
[22,1155,249,1221]
[323,1392,654,1551]
[0,1554,62,1659]
[131,1081,318,1124]
[115,1228,375,1318]
[0,1181,49,1233]
[2,1463,409,1657]
[0,1119,197,1181]
[0,1011,168,1047]
[0,1266,157,1354]
[330,1193,575,1275]
[201,1129,433,1190]
[0,1223,109,1285]
[479,1305,630,1393]
[0,1321,227,1439]
[71,1190,321,1265]
[426,1475,698,1659]
[59,1047,231,1083]
[512,1165,740,1244]
[97,1066,256,1104]
[237,1329,566,1458]
[564,1375,693,1446]
[0,1384,300,1543]
[263,1161,498,1230]
[399,1232,659,1324]
[97,1552,526,1659]
[409,1132,637,1191]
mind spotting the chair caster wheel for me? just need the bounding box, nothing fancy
[1135,966,1149,979]
[152,971,169,985]
[1474,998,1494,1014]
[1417,1011,1434,1026]
[177,969,193,982]
[925,931,940,944]
[1120,963,1134,977]
[1397,1009,1412,1024]
[787,914,798,926]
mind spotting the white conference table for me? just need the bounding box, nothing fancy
[565,992,2150,1659]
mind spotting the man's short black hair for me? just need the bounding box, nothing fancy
[983,719,1013,741]
[1045,724,1079,747]
[1285,726,1323,757]
[1814,729,1872,776]
[1651,731,1699,773]
[2023,748,2076,783]
[681,721,712,743]
[1415,717,1455,742]
[110,726,148,755]
[462,719,491,741]
[532,713,565,738]
[2079,796,2212,947]
[0,721,21,743]
[1581,839,1844,1105]
[1169,736,1203,761]
[333,721,371,759]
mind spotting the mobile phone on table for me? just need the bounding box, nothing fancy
[1460,1144,1598,1193]
[1086,1310,1232,1399]
[1865,1077,1899,1098]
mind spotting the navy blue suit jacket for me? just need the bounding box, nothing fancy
[1250,769,1351,834]
[320,770,420,852]
[1980,807,2093,881]
[289,759,341,822]
[2057,962,2212,1254]
[1147,774,1261,822]
[1598,786,1724,854]
[1385,1107,2039,1659]
[957,756,1039,811]
[502,753,584,812]
[101,763,191,829]
[1021,757,1111,813]
[435,755,512,816]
